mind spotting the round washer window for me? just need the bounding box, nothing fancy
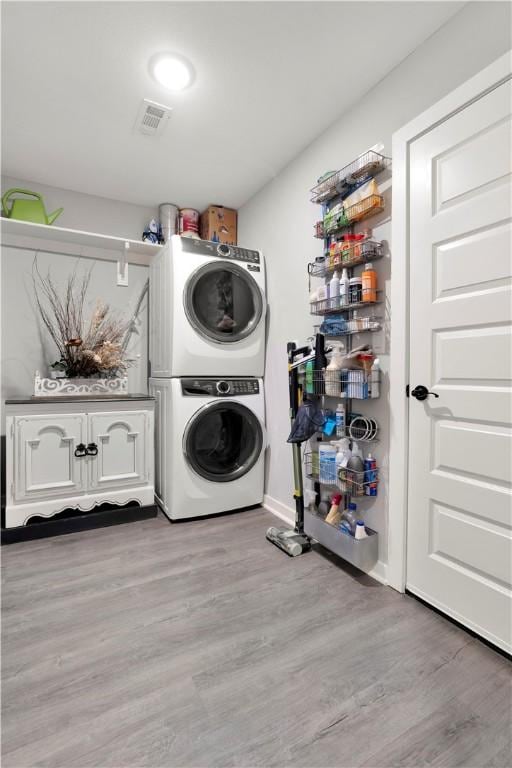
[184,401,263,482]
[184,262,263,343]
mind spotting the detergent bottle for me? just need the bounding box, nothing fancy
[362,262,378,303]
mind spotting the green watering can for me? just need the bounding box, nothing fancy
[2,188,63,225]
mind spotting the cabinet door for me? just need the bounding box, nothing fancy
[88,411,149,491]
[15,414,86,501]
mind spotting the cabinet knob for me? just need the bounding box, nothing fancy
[74,443,87,458]
[86,442,98,456]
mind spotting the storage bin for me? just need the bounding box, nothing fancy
[304,509,378,572]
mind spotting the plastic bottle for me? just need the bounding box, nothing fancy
[355,520,368,540]
[335,402,346,438]
[325,493,343,526]
[349,275,363,304]
[339,502,358,535]
[370,358,380,399]
[362,262,377,303]
[334,438,352,493]
[319,443,337,484]
[365,453,378,496]
[347,441,365,496]
[340,268,349,307]
[329,270,340,309]
[324,344,344,397]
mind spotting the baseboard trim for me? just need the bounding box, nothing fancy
[262,494,295,526]
[1,503,158,544]
[367,559,388,585]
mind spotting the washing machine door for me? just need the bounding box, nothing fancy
[183,401,264,482]
[184,261,264,344]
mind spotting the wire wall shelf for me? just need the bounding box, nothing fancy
[308,415,379,444]
[309,240,383,278]
[310,151,391,204]
[300,368,380,400]
[310,296,381,316]
[316,317,382,337]
[304,452,379,496]
[324,195,385,235]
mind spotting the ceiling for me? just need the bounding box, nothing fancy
[2,1,464,211]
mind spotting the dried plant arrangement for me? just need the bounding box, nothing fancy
[32,259,133,378]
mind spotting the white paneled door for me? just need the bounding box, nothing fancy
[407,79,512,653]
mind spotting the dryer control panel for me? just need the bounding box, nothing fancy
[179,236,260,264]
[181,379,260,397]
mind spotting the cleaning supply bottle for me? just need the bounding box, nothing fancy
[339,502,358,535]
[334,438,351,493]
[329,270,340,310]
[325,493,343,526]
[355,521,368,539]
[319,443,337,484]
[347,441,365,496]
[324,344,344,397]
[335,402,346,438]
[370,358,380,399]
[340,268,349,307]
[362,262,377,303]
[364,453,377,496]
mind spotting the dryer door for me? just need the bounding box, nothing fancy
[183,401,263,482]
[184,262,264,344]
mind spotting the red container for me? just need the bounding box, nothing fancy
[179,208,199,234]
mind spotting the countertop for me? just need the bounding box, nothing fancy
[5,394,155,405]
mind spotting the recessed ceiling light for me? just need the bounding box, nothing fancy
[150,53,194,91]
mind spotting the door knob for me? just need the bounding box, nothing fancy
[411,385,439,401]
[74,443,87,457]
[86,442,98,456]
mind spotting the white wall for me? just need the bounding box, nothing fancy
[1,179,157,426]
[238,1,511,574]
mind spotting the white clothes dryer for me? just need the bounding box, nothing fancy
[150,236,266,377]
[149,377,265,520]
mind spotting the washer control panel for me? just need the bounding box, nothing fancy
[179,236,260,264]
[181,379,260,397]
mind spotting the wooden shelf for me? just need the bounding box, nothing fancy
[0,217,162,266]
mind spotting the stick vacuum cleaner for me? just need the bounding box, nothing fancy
[266,341,312,557]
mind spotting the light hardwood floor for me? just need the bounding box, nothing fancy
[2,508,511,768]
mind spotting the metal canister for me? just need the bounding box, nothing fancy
[159,203,179,243]
[179,208,200,235]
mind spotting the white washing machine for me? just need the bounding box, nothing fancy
[150,236,266,377]
[149,377,265,520]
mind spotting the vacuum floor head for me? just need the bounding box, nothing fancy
[266,526,311,557]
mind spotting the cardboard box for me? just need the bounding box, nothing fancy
[200,205,237,245]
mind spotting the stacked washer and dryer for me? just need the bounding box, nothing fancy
[149,235,266,520]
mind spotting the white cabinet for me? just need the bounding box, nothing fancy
[5,397,155,529]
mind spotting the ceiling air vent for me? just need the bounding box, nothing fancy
[135,99,173,136]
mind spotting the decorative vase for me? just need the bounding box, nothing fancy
[34,371,128,397]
